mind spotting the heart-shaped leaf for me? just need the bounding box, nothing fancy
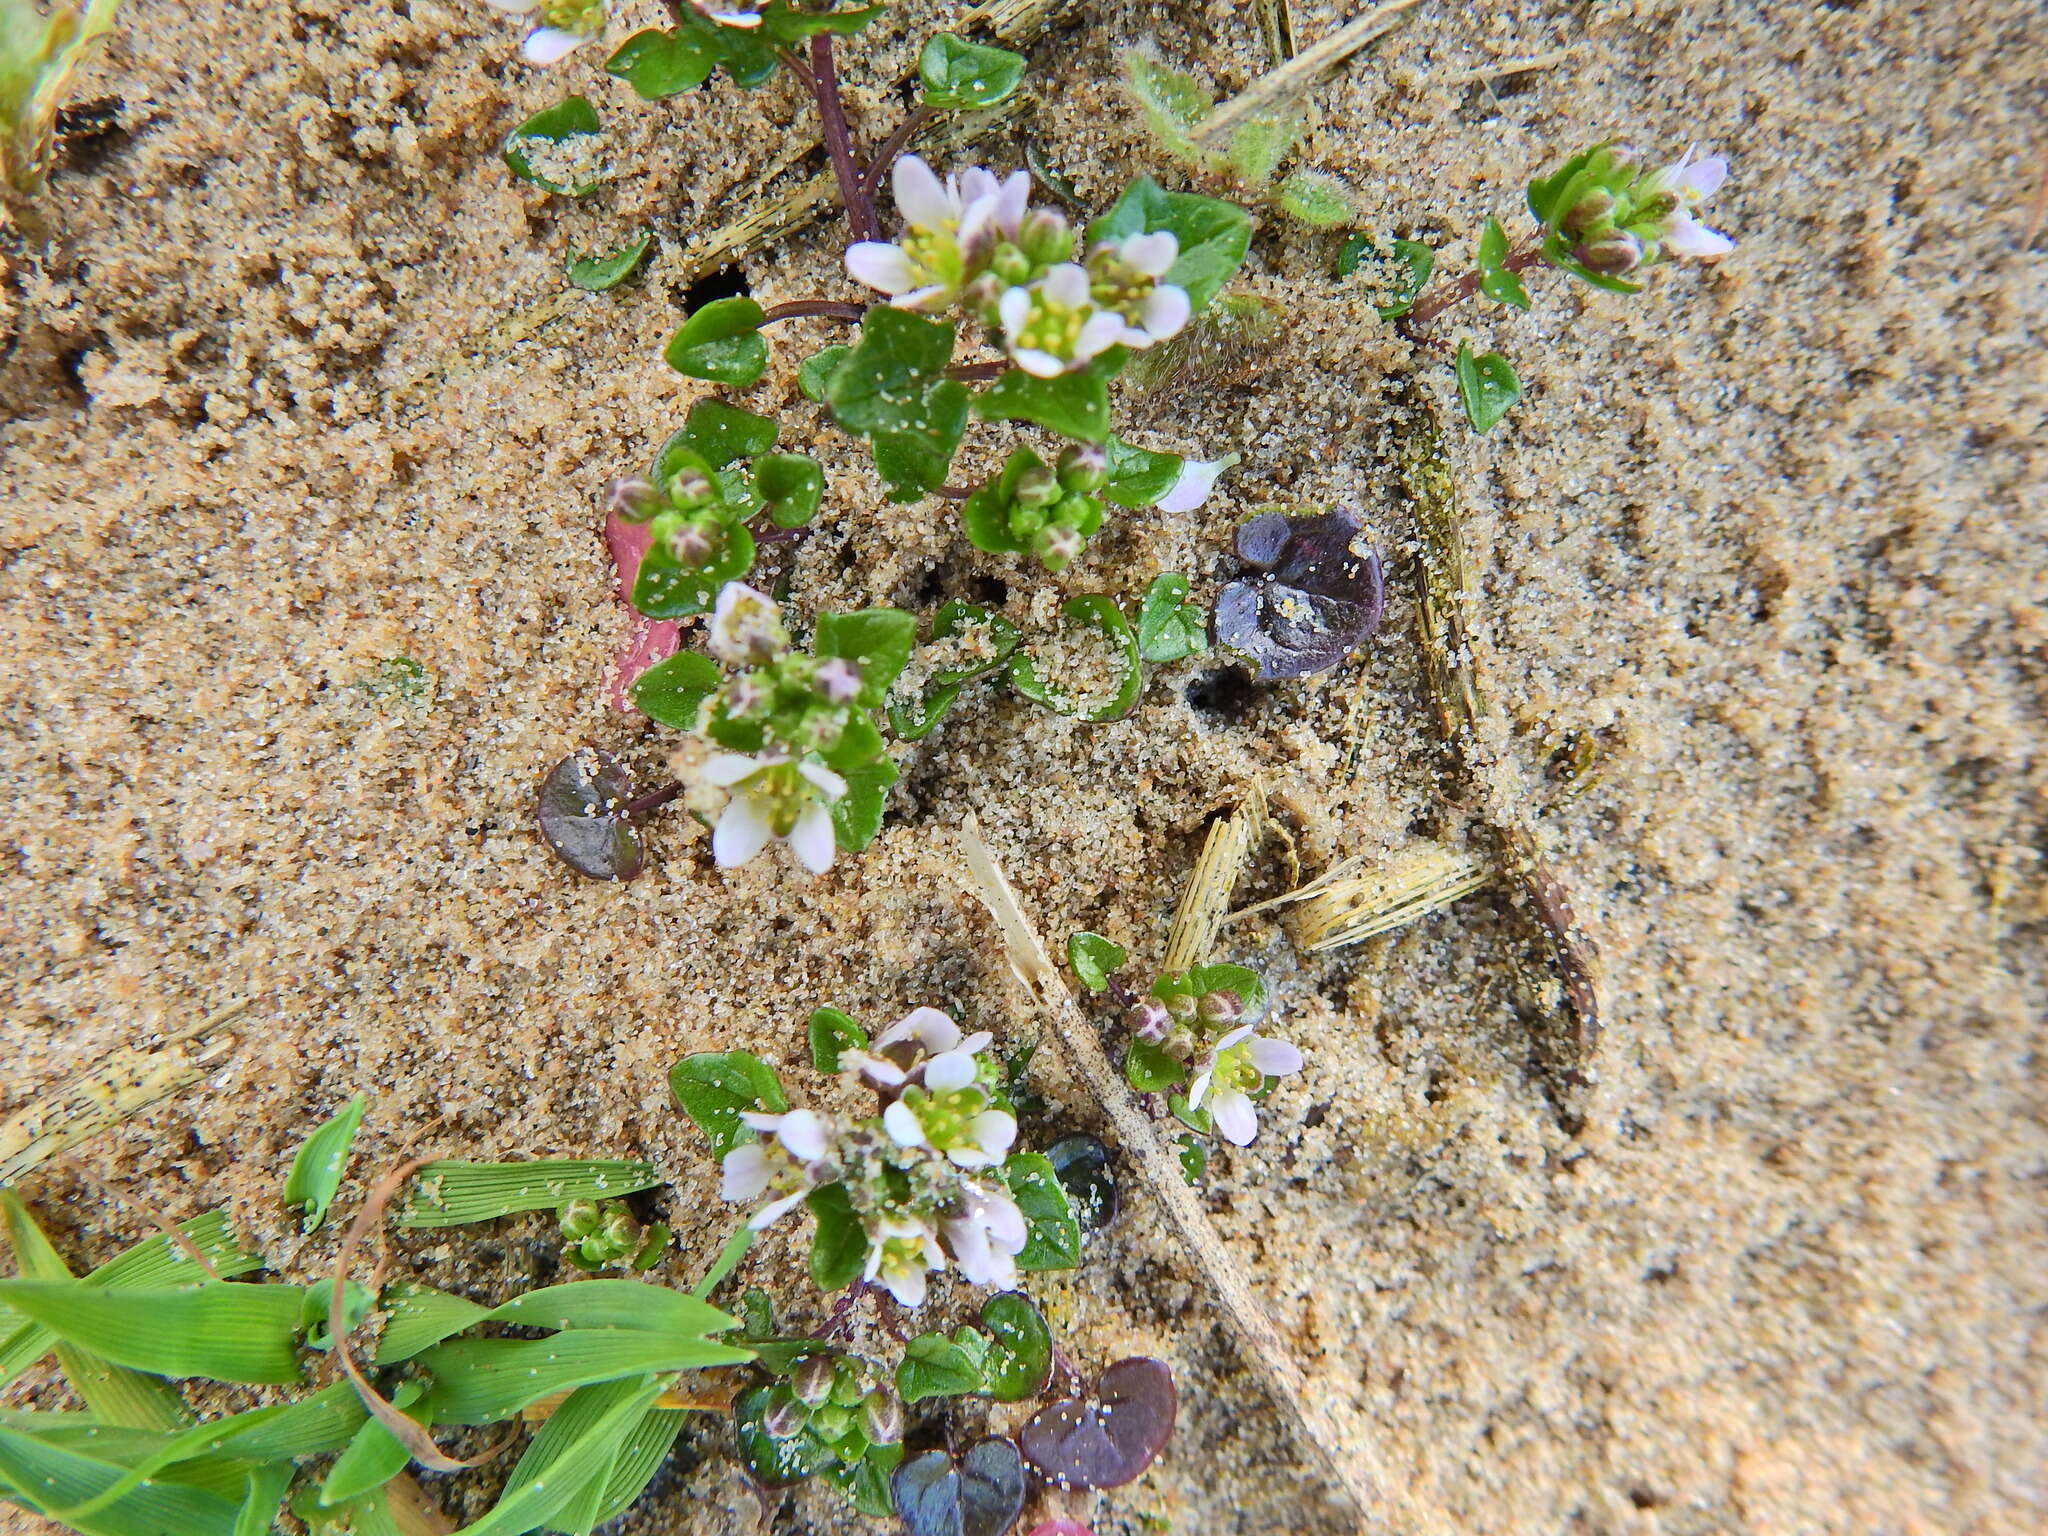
[1002,1153,1080,1271]
[1135,573,1206,663]
[891,1439,1026,1536]
[1455,342,1522,433]
[502,96,605,196]
[668,1050,787,1157]
[536,749,645,880]
[1065,932,1127,993]
[919,33,1026,111]
[978,1292,1052,1402]
[567,230,652,291]
[1044,1133,1117,1235]
[1212,509,1385,681]
[1007,596,1143,723]
[1018,1357,1176,1490]
[605,27,717,99]
[808,1007,868,1073]
[897,1327,989,1403]
[629,649,720,732]
[665,296,768,386]
[972,361,1115,443]
[667,398,779,470]
[1087,178,1250,312]
[752,453,824,528]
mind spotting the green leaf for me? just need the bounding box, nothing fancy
[372,1284,490,1366]
[419,1330,749,1425]
[846,1441,902,1517]
[1226,109,1300,187]
[485,1279,736,1338]
[1002,1153,1081,1271]
[568,230,653,291]
[1136,573,1207,663]
[0,1424,243,1536]
[798,344,851,402]
[1066,932,1128,993]
[824,307,956,436]
[978,1291,1053,1402]
[1123,1036,1185,1093]
[808,1008,869,1074]
[502,97,605,197]
[1102,436,1182,508]
[672,397,779,470]
[1477,214,1510,271]
[805,1182,868,1293]
[829,758,898,853]
[1176,1133,1208,1184]
[319,1386,421,1507]
[890,598,1019,734]
[1475,218,1529,308]
[1006,595,1144,722]
[1173,962,1268,1016]
[1336,231,1371,277]
[918,33,1025,110]
[896,1330,988,1403]
[664,295,769,385]
[759,1,884,44]
[870,396,968,501]
[819,711,885,776]
[973,361,1114,443]
[669,1052,788,1158]
[459,1376,666,1535]
[733,1383,833,1486]
[814,609,916,706]
[1170,1091,1213,1137]
[753,453,824,528]
[0,1282,306,1384]
[300,1280,371,1350]
[630,649,722,731]
[1277,168,1356,227]
[281,1093,366,1233]
[1372,238,1436,319]
[585,1403,687,1527]
[1088,177,1252,312]
[1455,342,1522,434]
[1123,49,1212,165]
[398,1159,662,1228]
[605,28,715,99]
[887,682,960,741]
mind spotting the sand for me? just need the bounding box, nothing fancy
[2,1,2044,1533]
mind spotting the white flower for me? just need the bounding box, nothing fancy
[689,0,765,26]
[720,1111,835,1231]
[997,265,1126,378]
[940,1183,1028,1288]
[1186,1024,1304,1147]
[836,1046,908,1088]
[882,1099,927,1147]
[707,581,788,666]
[484,0,602,63]
[873,1006,963,1054]
[521,27,584,63]
[944,1106,1016,1171]
[1086,232,1191,350]
[845,157,1031,311]
[741,1107,831,1164]
[1154,452,1238,515]
[865,1215,944,1308]
[1640,146,1734,260]
[704,753,846,875]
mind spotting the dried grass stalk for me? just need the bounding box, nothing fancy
[1187,0,1421,160]
[1277,843,1494,951]
[1161,781,1267,974]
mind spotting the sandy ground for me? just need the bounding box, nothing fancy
[3,1,2045,1533]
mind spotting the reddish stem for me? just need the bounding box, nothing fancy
[760,299,867,324]
[931,484,973,501]
[805,34,878,242]
[943,360,1007,382]
[861,106,933,198]
[1404,242,1546,330]
[625,782,682,820]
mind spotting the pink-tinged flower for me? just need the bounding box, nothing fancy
[1639,146,1734,260]
[865,1215,945,1308]
[1186,1024,1304,1147]
[703,753,845,875]
[940,1182,1028,1288]
[1086,231,1191,349]
[688,0,765,26]
[998,264,1127,378]
[707,580,789,666]
[1153,453,1238,515]
[721,1107,838,1229]
[484,0,604,63]
[845,157,1032,311]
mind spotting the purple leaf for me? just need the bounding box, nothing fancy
[536,748,645,881]
[891,1439,1026,1536]
[1213,510,1384,681]
[1018,1357,1176,1490]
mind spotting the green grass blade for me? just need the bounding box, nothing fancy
[371,1283,492,1365]
[398,1160,661,1228]
[318,1416,412,1509]
[583,1404,685,1529]
[483,1279,735,1338]
[234,1461,294,1536]
[418,1332,753,1424]
[0,1282,307,1384]
[0,1423,243,1536]
[281,1094,367,1233]
[461,1376,662,1536]
[209,1382,367,1460]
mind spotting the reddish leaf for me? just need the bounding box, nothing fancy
[1018,1357,1175,1490]
[604,508,682,711]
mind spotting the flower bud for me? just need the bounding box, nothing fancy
[1012,463,1059,509]
[1033,524,1082,570]
[1127,1000,1172,1042]
[667,518,720,568]
[862,1388,903,1446]
[1561,188,1615,238]
[1017,207,1072,266]
[709,582,790,667]
[667,465,715,509]
[605,476,662,524]
[808,1403,852,1442]
[1574,232,1644,275]
[795,710,846,755]
[812,656,862,705]
[1006,504,1047,541]
[558,1198,601,1239]
[1196,989,1242,1027]
[792,1354,837,1406]
[1056,444,1108,493]
[724,673,769,717]
[990,245,1035,287]
[600,1210,640,1251]
[829,1361,867,1408]
[761,1392,808,1441]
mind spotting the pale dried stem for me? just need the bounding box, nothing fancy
[957,817,1376,1529]
[1188,0,1422,161]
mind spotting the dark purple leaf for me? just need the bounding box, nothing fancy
[1018,1357,1176,1490]
[1214,510,1385,682]
[536,748,645,881]
[1044,1134,1117,1234]
[891,1439,1026,1536]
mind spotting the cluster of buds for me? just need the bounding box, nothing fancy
[1129,971,1302,1147]
[757,1349,903,1457]
[963,444,1109,572]
[691,584,865,875]
[483,0,607,64]
[846,157,1191,378]
[1536,142,1735,278]
[720,1009,1027,1307]
[557,1197,669,1272]
[607,450,752,592]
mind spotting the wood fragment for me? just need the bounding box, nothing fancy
[0,1000,250,1186]
[1253,0,1297,65]
[957,817,1376,1531]
[1161,782,1267,974]
[1188,0,1421,160]
[1236,843,1493,951]
[1431,47,1573,86]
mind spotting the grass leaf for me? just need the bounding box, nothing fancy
[417,1331,752,1425]
[0,1282,306,1384]
[281,1093,366,1233]
[397,1159,661,1229]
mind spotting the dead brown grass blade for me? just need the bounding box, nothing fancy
[1188,0,1421,161]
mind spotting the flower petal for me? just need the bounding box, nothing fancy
[838,1048,908,1087]
[998,286,1032,336]
[521,27,584,65]
[1124,231,1178,276]
[796,759,848,799]
[712,795,775,868]
[883,1100,927,1147]
[1214,1023,1256,1052]
[1076,310,1127,359]
[719,1144,773,1201]
[1042,263,1090,307]
[1245,1035,1304,1077]
[880,1007,961,1054]
[882,1262,928,1309]
[703,753,765,788]
[1212,1090,1259,1146]
[969,1109,1017,1158]
[846,241,920,295]
[1186,1069,1213,1111]
[1155,457,1229,515]
[1012,348,1067,378]
[1140,283,1191,341]
[788,802,837,875]
[923,1049,978,1092]
[748,1188,809,1230]
[893,155,953,231]
[1674,152,1728,201]
[483,0,540,12]
[775,1107,829,1162]
[1664,212,1734,259]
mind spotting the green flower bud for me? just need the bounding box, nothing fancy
[667,465,715,509]
[606,476,663,524]
[862,1388,903,1446]
[667,517,721,568]
[600,1210,640,1251]
[1056,444,1108,493]
[990,245,1034,287]
[1033,524,1082,570]
[808,1403,852,1442]
[1013,464,1059,509]
[828,1362,867,1408]
[558,1198,601,1239]
[792,1354,837,1406]
[1196,989,1242,1026]
[1017,207,1072,267]
[1007,504,1047,541]
[1574,232,1645,275]
[760,1392,808,1441]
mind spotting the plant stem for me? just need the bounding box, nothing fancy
[861,105,933,198]
[624,783,682,820]
[931,484,973,501]
[804,33,878,242]
[1404,241,1545,330]
[943,360,1007,382]
[759,299,868,324]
